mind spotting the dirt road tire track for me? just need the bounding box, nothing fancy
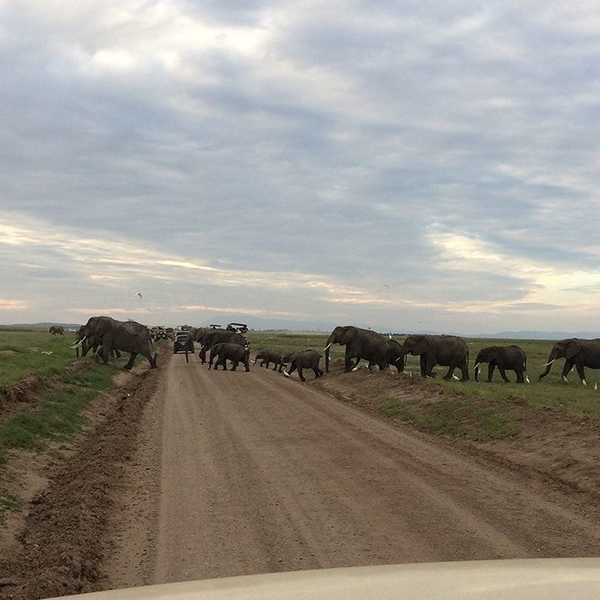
[106,356,600,589]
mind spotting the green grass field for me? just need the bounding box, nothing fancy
[0,330,78,389]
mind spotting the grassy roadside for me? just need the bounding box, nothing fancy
[0,330,77,390]
[0,359,119,522]
[250,332,600,442]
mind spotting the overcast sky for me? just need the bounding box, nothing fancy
[2,1,600,332]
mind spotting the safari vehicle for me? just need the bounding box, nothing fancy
[173,330,194,354]
[56,559,600,599]
[226,322,249,333]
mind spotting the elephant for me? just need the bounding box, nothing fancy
[72,316,156,369]
[283,350,323,381]
[254,349,283,371]
[401,334,469,380]
[324,326,390,373]
[198,329,247,364]
[538,338,600,385]
[209,342,250,371]
[49,325,64,335]
[474,345,528,383]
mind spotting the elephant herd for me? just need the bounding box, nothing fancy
[322,326,600,386]
[70,317,600,386]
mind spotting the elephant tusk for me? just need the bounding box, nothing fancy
[70,335,87,348]
[582,379,588,386]
[283,371,290,378]
[452,375,460,381]
[561,375,569,383]
[595,382,598,391]
[324,343,332,351]
[474,362,480,371]
[525,375,531,384]
[543,359,555,367]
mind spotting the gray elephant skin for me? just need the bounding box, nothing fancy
[324,326,392,373]
[254,348,283,371]
[73,316,156,369]
[283,350,323,381]
[209,342,250,371]
[402,334,469,380]
[538,338,600,385]
[49,325,64,335]
[474,345,528,383]
[198,329,247,364]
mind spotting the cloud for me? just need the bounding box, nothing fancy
[2,1,600,333]
[0,299,28,311]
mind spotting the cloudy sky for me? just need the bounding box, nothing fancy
[2,1,600,333]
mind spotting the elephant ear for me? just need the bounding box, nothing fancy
[565,341,582,360]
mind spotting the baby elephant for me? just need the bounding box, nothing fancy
[254,348,283,371]
[283,349,323,381]
[209,342,250,372]
[474,345,528,383]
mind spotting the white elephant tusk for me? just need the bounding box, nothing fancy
[525,376,531,384]
[474,362,480,371]
[323,343,332,351]
[561,375,569,383]
[352,365,360,372]
[70,335,87,348]
[582,379,588,386]
[283,371,290,378]
[452,375,460,381]
[595,383,598,391]
[543,359,556,367]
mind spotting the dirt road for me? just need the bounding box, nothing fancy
[105,354,600,588]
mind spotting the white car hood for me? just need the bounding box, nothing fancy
[54,559,600,600]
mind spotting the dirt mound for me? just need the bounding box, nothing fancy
[2,375,41,405]
[0,363,164,600]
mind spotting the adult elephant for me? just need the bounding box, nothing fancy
[49,325,64,335]
[198,329,247,364]
[474,345,528,383]
[401,334,469,381]
[324,326,391,373]
[72,316,156,369]
[538,338,600,385]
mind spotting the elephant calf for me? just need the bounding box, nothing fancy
[283,350,323,381]
[209,342,250,372]
[474,345,528,383]
[254,348,283,371]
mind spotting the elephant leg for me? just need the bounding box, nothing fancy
[231,360,238,371]
[498,366,510,382]
[287,363,297,377]
[313,366,321,378]
[344,349,353,372]
[561,360,573,382]
[576,362,587,384]
[420,354,429,377]
[273,362,278,371]
[488,363,495,382]
[124,352,137,370]
[461,364,469,381]
[221,358,228,370]
[245,358,250,372]
[516,369,524,383]
[298,367,305,382]
[443,366,455,380]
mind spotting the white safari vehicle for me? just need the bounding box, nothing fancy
[54,559,600,600]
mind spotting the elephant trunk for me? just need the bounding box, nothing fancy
[324,339,334,373]
[538,347,558,380]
